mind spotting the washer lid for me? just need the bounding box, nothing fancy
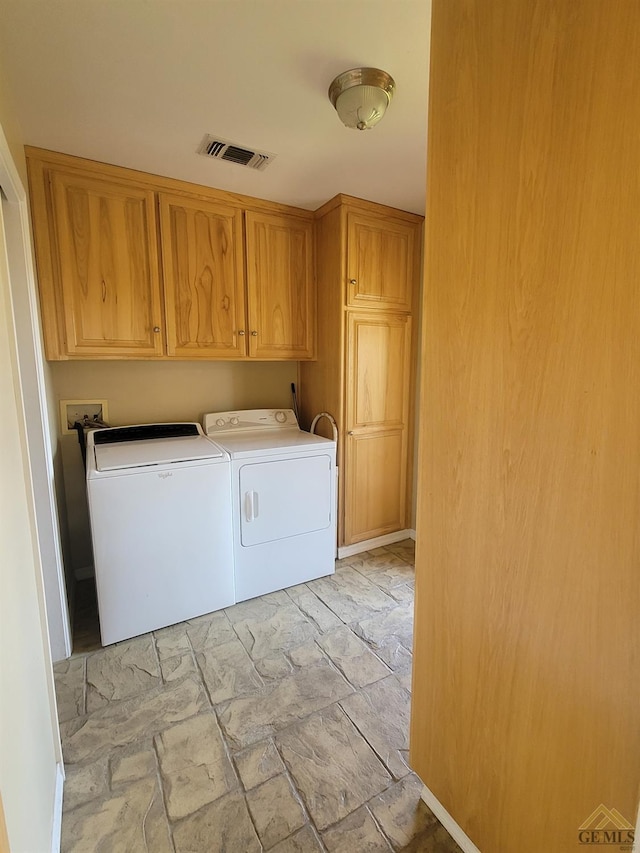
[94,434,226,471]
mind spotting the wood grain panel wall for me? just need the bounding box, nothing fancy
[410,2,640,851]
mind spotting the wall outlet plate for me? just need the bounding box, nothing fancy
[60,399,109,435]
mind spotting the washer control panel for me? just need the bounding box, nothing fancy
[203,409,299,435]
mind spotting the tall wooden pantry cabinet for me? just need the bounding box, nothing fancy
[299,195,423,549]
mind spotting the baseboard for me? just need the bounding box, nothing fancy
[338,529,414,559]
[74,564,94,581]
[420,785,481,853]
[51,762,64,853]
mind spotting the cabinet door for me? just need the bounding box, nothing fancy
[345,430,407,544]
[245,211,315,359]
[346,212,417,312]
[347,312,411,429]
[344,312,411,544]
[50,170,164,357]
[159,194,247,358]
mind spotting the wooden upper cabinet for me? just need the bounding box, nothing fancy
[245,211,315,359]
[27,149,316,361]
[346,211,416,312]
[49,169,164,357]
[159,194,247,358]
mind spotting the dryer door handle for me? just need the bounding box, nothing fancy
[244,490,260,522]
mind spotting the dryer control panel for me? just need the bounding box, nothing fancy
[204,409,299,435]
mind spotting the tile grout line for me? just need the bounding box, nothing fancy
[81,654,87,718]
[150,630,167,691]
[184,620,265,820]
[363,802,396,852]
[269,739,329,853]
[337,694,410,786]
[283,585,342,637]
[272,695,408,841]
[186,624,220,711]
[150,729,178,853]
[209,706,243,799]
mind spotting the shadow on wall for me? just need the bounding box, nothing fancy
[59,435,93,579]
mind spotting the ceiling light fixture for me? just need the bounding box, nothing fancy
[328,67,395,131]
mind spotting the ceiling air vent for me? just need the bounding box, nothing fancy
[197,135,276,171]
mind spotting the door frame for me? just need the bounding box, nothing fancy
[0,126,71,661]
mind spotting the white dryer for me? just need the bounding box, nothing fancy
[86,423,234,645]
[203,409,337,601]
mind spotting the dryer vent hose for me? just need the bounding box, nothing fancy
[309,412,339,446]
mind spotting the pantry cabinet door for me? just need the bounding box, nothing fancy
[50,170,164,357]
[344,311,411,544]
[346,212,416,312]
[245,211,315,359]
[346,312,411,429]
[344,430,407,544]
[159,194,247,358]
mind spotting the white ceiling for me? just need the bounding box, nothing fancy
[0,0,431,215]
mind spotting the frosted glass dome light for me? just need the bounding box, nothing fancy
[328,68,395,131]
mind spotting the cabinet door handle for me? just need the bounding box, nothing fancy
[238,330,246,336]
[153,326,161,333]
[251,330,258,336]
[349,278,357,285]
[348,430,354,435]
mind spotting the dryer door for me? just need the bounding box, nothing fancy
[239,455,332,546]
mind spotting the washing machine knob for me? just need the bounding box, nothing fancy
[275,410,287,423]
[230,417,240,426]
[215,418,225,427]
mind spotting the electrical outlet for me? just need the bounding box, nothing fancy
[60,399,109,435]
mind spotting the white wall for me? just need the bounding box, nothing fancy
[50,359,297,426]
[0,183,62,853]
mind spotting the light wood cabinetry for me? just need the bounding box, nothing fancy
[346,212,416,312]
[344,311,411,543]
[245,211,314,359]
[26,149,315,361]
[34,166,164,358]
[299,196,422,548]
[347,312,410,429]
[159,193,246,358]
[345,431,406,543]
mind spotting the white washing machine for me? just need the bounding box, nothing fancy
[203,409,337,602]
[86,423,234,645]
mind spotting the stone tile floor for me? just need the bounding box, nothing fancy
[54,540,462,853]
